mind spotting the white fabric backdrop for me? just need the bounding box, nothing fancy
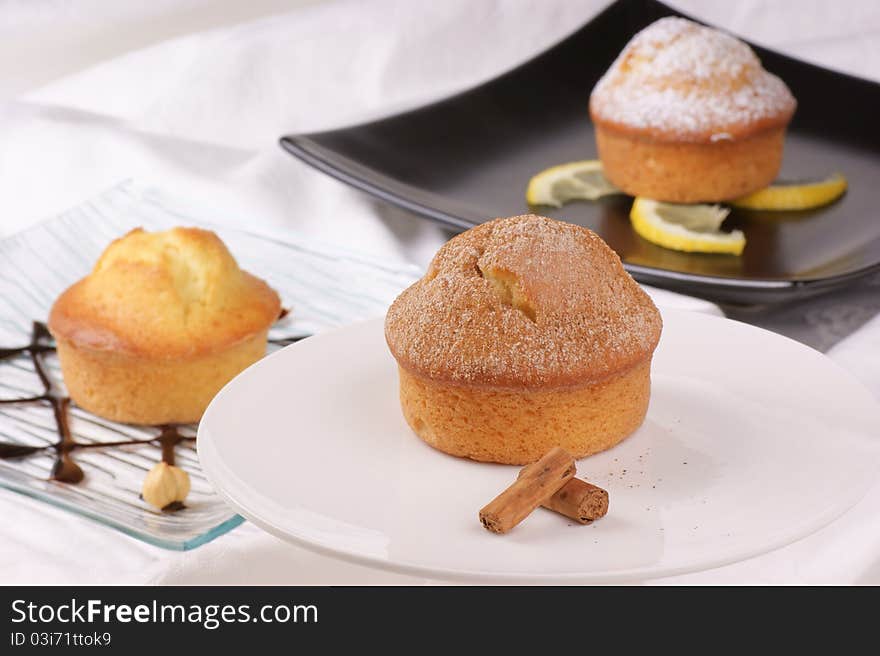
[1,0,879,584]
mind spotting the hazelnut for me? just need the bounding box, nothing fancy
[142,462,191,510]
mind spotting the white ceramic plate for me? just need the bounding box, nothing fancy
[198,309,880,582]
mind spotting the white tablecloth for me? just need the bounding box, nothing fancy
[1,0,879,585]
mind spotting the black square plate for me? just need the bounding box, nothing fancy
[281,0,880,304]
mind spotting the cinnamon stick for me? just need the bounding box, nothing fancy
[479,447,575,534]
[534,477,609,524]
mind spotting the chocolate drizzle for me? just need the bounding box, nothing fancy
[0,319,309,512]
[0,322,194,485]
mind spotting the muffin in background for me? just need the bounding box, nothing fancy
[48,227,281,424]
[589,17,796,203]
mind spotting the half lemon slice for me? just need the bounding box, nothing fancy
[630,197,746,256]
[732,174,847,211]
[526,160,620,207]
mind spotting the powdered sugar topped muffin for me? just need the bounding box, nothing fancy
[590,17,796,202]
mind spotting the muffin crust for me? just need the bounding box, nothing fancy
[589,17,796,202]
[590,17,795,144]
[50,227,279,358]
[385,215,661,390]
[385,215,662,464]
[49,227,281,424]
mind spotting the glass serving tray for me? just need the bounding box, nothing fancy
[0,181,420,550]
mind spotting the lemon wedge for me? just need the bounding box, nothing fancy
[732,174,847,210]
[630,197,746,255]
[526,160,620,207]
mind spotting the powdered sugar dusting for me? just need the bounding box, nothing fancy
[590,17,796,141]
[385,216,662,389]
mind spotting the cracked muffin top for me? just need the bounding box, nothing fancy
[49,227,280,358]
[384,215,662,390]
